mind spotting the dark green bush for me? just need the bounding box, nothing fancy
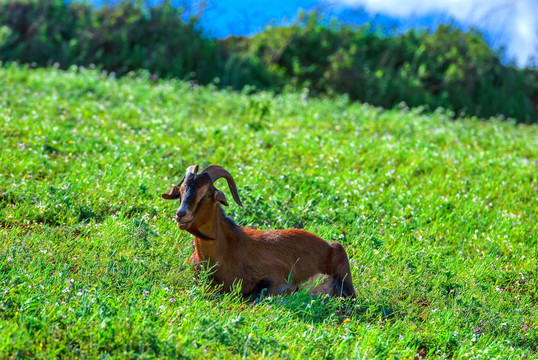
[231,13,537,122]
[0,0,220,81]
[0,1,536,122]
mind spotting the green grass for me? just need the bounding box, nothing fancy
[0,64,537,359]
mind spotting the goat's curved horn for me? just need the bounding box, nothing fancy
[186,164,199,175]
[201,165,243,207]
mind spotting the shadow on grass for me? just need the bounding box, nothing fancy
[259,292,398,325]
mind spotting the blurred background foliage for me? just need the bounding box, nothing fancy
[0,0,536,122]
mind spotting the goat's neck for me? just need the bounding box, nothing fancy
[192,206,238,263]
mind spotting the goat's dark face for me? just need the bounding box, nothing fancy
[175,172,210,229]
[162,165,238,231]
[164,173,229,230]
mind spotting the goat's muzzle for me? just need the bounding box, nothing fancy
[175,209,194,229]
[176,217,194,230]
[176,221,193,230]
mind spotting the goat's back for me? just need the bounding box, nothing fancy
[240,228,347,287]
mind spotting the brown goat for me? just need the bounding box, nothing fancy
[162,165,355,300]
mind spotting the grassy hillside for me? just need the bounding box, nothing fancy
[0,65,537,358]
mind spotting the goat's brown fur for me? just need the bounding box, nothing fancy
[163,165,355,299]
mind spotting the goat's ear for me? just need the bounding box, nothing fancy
[162,185,181,200]
[214,190,229,206]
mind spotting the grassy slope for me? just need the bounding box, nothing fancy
[0,65,537,359]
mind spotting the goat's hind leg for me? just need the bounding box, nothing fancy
[301,273,334,296]
[247,278,272,302]
[328,242,356,298]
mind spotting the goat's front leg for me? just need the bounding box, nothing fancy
[189,251,202,271]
